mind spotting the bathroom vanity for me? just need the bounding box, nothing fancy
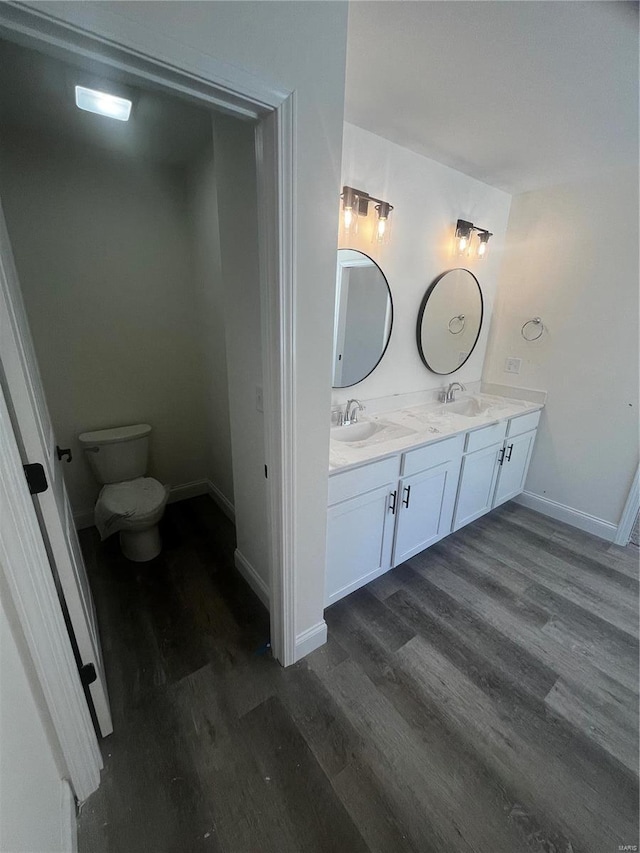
[326,394,542,606]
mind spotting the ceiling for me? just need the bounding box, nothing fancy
[345,1,639,194]
[0,38,213,166]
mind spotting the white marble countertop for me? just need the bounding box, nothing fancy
[329,393,544,473]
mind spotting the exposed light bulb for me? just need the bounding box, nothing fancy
[344,207,353,230]
[458,236,468,253]
[377,217,387,239]
[477,241,486,257]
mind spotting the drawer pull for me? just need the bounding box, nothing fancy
[389,490,397,515]
[505,443,514,462]
[402,485,411,508]
[498,447,505,466]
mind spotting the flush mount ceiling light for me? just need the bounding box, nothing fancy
[341,186,394,245]
[454,219,493,260]
[75,86,132,121]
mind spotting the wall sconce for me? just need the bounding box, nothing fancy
[341,185,394,244]
[454,219,493,260]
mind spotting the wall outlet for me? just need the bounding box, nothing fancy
[255,385,264,412]
[505,357,522,375]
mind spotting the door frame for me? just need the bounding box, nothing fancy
[0,3,298,797]
[614,462,640,546]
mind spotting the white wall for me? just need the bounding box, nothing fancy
[335,122,512,405]
[0,590,71,853]
[19,0,348,647]
[0,132,211,516]
[484,166,639,529]
[213,114,268,592]
[186,150,235,508]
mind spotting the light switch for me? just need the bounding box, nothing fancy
[505,357,521,374]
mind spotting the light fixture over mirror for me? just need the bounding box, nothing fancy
[454,219,493,260]
[341,186,394,244]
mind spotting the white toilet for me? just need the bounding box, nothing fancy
[79,423,169,562]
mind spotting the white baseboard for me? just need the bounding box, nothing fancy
[234,549,269,608]
[294,620,328,662]
[167,479,210,504]
[60,780,77,853]
[514,491,618,542]
[207,479,236,522]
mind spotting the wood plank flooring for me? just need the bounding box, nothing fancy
[78,496,639,853]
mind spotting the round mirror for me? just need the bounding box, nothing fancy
[416,268,483,374]
[332,249,393,388]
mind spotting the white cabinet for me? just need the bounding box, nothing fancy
[493,429,536,506]
[326,408,540,606]
[392,457,462,565]
[452,442,503,531]
[326,483,397,606]
[453,410,540,531]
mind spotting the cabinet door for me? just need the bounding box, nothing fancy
[326,484,397,606]
[392,458,462,566]
[493,429,536,507]
[452,442,502,531]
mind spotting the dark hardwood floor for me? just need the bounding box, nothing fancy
[78,496,639,853]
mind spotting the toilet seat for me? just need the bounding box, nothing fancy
[97,477,168,534]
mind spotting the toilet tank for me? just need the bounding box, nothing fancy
[78,424,152,484]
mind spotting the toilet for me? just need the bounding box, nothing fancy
[79,424,169,562]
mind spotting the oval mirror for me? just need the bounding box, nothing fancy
[416,268,483,374]
[332,249,393,388]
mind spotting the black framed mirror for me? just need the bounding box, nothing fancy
[332,249,393,388]
[416,268,483,375]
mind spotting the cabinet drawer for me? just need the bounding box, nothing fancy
[465,421,507,453]
[328,455,400,506]
[402,434,464,477]
[507,410,541,437]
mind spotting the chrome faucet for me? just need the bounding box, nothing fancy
[343,398,364,425]
[440,382,466,403]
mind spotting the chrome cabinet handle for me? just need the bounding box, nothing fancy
[498,447,505,466]
[505,443,514,462]
[389,490,397,514]
[402,485,411,508]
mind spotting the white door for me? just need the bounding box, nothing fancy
[453,442,503,531]
[326,484,397,606]
[0,200,112,737]
[493,430,536,507]
[392,458,461,566]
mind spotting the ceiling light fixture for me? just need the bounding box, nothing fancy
[75,86,132,122]
[341,185,394,244]
[454,219,493,260]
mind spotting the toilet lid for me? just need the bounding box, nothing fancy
[99,477,167,517]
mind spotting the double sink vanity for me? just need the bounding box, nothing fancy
[328,245,544,607]
[326,391,542,606]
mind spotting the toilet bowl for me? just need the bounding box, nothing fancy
[79,424,169,562]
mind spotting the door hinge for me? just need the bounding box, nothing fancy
[80,662,97,687]
[23,463,48,495]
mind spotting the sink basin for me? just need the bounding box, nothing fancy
[440,397,489,417]
[331,421,384,443]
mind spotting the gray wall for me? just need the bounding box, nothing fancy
[484,165,639,526]
[0,132,211,515]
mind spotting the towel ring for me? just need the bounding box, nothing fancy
[448,314,466,335]
[521,317,544,341]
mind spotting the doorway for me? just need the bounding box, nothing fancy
[0,4,297,803]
